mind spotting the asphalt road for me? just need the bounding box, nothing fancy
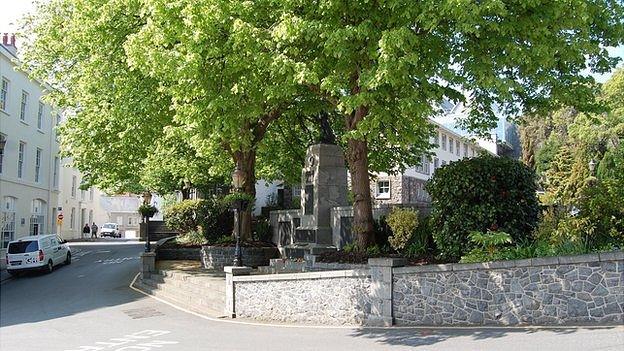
[1,241,623,351]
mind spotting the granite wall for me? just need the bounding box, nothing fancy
[232,270,373,325]
[393,253,624,326]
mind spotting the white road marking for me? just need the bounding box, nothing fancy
[64,330,178,351]
[96,250,112,254]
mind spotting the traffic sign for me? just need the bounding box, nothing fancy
[58,213,64,220]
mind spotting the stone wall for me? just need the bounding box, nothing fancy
[393,253,624,326]
[156,247,201,261]
[201,246,280,270]
[232,270,373,325]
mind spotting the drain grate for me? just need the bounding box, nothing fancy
[122,307,164,319]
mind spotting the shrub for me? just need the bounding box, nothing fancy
[460,230,512,263]
[176,230,207,246]
[254,218,272,242]
[164,198,233,242]
[427,154,539,260]
[386,208,419,251]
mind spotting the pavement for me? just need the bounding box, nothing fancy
[1,240,623,351]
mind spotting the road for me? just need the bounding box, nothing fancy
[1,241,622,351]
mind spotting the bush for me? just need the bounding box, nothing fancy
[176,230,207,246]
[427,154,539,260]
[386,208,419,251]
[254,218,272,242]
[460,230,512,263]
[164,198,233,242]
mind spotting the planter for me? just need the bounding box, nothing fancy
[201,245,280,270]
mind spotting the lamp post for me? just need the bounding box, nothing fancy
[231,167,244,267]
[142,192,152,253]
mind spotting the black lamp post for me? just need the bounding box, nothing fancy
[142,192,153,253]
[231,168,245,267]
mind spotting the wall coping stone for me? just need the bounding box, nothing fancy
[393,251,623,275]
[368,257,407,267]
[232,268,370,282]
[224,266,252,275]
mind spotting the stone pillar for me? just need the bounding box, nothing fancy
[140,252,156,279]
[224,266,252,318]
[367,257,406,327]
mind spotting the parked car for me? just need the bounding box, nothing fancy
[100,223,121,238]
[5,234,71,276]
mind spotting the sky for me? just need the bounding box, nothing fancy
[2,0,622,81]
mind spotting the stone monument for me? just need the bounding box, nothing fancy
[283,143,349,258]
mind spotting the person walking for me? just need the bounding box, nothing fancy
[82,223,90,238]
[90,222,98,238]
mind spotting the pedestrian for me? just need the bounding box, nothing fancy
[91,222,98,238]
[83,223,90,238]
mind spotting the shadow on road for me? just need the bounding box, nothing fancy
[0,243,144,328]
[349,326,619,347]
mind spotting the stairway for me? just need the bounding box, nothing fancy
[134,268,226,317]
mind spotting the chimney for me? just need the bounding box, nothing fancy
[1,33,17,56]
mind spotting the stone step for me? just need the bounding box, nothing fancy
[141,277,225,312]
[147,275,225,303]
[137,280,224,317]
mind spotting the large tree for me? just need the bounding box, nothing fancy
[273,0,624,248]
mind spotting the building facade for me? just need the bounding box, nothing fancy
[370,121,488,206]
[1,37,61,255]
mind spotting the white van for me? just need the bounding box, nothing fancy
[5,234,71,277]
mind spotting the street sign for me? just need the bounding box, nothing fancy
[58,213,64,220]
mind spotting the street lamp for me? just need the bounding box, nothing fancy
[231,167,244,267]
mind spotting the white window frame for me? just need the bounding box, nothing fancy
[71,175,77,198]
[441,134,447,150]
[17,141,26,179]
[0,77,8,112]
[0,134,5,174]
[37,102,44,130]
[434,157,439,169]
[449,137,454,153]
[376,180,391,199]
[70,207,76,229]
[1,196,17,248]
[464,143,468,157]
[19,90,28,122]
[456,140,460,156]
[35,148,42,183]
[53,156,59,188]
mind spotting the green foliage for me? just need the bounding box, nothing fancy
[176,230,207,247]
[460,230,512,263]
[386,208,419,251]
[223,193,255,209]
[405,242,428,259]
[254,218,272,242]
[164,198,232,242]
[138,204,158,218]
[427,155,539,260]
[342,242,358,254]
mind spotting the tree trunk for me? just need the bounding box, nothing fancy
[345,105,375,249]
[233,149,256,241]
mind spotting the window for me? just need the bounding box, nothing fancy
[18,141,25,178]
[434,157,439,169]
[471,148,475,157]
[441,160,447,166]
[71,176,77,198]
[128,217,138,226]
[30,199,46,236]
[441,134,447,150]
[464,143,468,157]
[434,132,440,147]
[456,140,460,156]
[1,197,16,248]
[19,90,28,121]
[51,207,57,234]
[0,134,5,174]
[376,180,391,199]
[56,114,61,126]
[0,77,8,111]
[415,155,430,175]
[37,102,44,130]
[53,157,59,188]
[88,210,93,224]
[89,187,94,201]
[449,137,454,153]
[35,148,42,182]
[70,207,76,229]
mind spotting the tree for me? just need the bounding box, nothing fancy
[21,0,173,194]
[123,0,317,239]
[274,0,624,248]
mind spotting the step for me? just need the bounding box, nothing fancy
[140,278,225,313]
[145,276,225,306]
[153,273,226,295]
[137,280,224,316]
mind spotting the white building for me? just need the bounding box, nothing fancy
[371,120,488,205]
[0,34,110,268]
[1,36,61,254]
